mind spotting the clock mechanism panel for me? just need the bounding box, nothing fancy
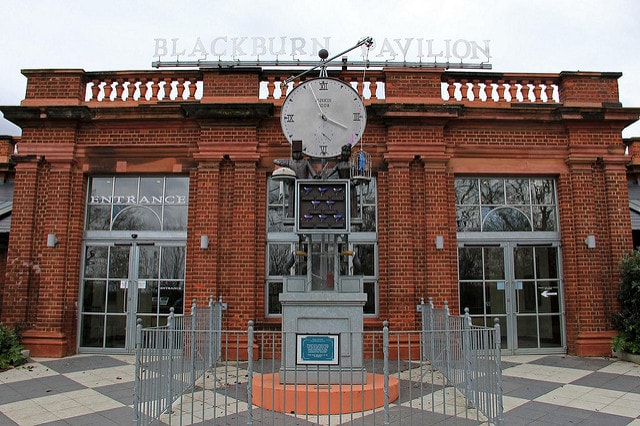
[295,180,349,233]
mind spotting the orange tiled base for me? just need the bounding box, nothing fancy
[252,373,399,415]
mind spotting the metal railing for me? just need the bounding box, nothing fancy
[418,297,504,425]
[133,296,227,425]
[134,298,503,425]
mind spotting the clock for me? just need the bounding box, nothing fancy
[280,77,367,158]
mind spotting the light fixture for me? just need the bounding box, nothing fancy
[200,235,209,249]
[47,233,58,247]
[435,235,444,250]
[585,235,596,249]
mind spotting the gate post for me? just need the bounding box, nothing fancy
[191,299,197,388]
[167,308,175,415]
[494,318,504,426]
[383,320,390,426]
[247,321,254,425]
[208,295,214,369]
[463,308,475,407]
[444,301,452,382]
[133,319,142,425]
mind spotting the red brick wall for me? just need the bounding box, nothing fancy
[1,68,635,358]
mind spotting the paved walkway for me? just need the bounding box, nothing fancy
[0,353,639,425]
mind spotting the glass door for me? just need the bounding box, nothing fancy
[458,243,564,354]
[79,242,185,352]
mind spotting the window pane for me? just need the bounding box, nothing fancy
[163,206,188,230]
[160,281,184,314]
[535,247,558,279]
[106,280,126,313]
[109,246,130,278]
[456,206,480,231]
[531,179,555,204]
[458,247,483,280]
[514,247,534,280]
[537,281,560,313]
[455,178,479,205]
[480,179,504,205]
[138,246,159,279]
[165,176,189,200]
[364,281,376,314]
[517,280,538,313]
[269,244,291,276]
[139,177,164,200]
[539,315,562,347]
[81,315,104,347]
[483,207,531,232]
[354,244,375,276]
[460,282,484,315]
[87,205,111,230]
[82,280,106,312]
[90,177,113,199]
[137,280,159,314]
[268,281,283,314]
[532,206,556,231]
[112,206,161,231]
[85,246,108,278]
[485,281,506,315]
[506,179,530,204]
[360,206,377,232]
[484,247,505,280]
[114,177,138,198]
[517,316,538,348]
[160,246,185,279]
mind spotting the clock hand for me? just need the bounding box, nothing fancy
[324,116,348,129]
[309,85,327,120]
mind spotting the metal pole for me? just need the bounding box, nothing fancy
[247,321,254,425]
[283,37,374,84]
[133,319,142,425]
[208,295,214,370]
[494,318,504,426]
[167,308,175,416]
[190,299,197,390]
[463,308,475,407]
[383,320,390,426]
[444,301,452,382]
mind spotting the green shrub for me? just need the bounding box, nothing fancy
[612,250,640,354]
[0,323,27,370]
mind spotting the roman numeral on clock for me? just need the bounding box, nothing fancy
[284,114,295,123]
[320,145,327,154]
[319,81,328,90]
[353,112,362,121]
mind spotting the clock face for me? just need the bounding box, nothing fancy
[280,78,367,158]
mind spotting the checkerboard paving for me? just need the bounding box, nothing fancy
[1,353,640,425]
[0,355,135,426]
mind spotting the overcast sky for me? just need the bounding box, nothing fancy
[2,0,640,137]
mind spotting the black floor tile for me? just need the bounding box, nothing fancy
[501,376,563,399]
[570,371,640,393]
[0,411,18,425]
[93,381,135,405]
[6,374,85,399]
[530,355,613,371]
[38,355,129,374]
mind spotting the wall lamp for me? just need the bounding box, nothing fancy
[200,235,209,249]
[435,235,444,250]
[47,233,58,248]
[585,235,596,249]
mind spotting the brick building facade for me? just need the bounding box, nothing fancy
[0,66,638,358]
